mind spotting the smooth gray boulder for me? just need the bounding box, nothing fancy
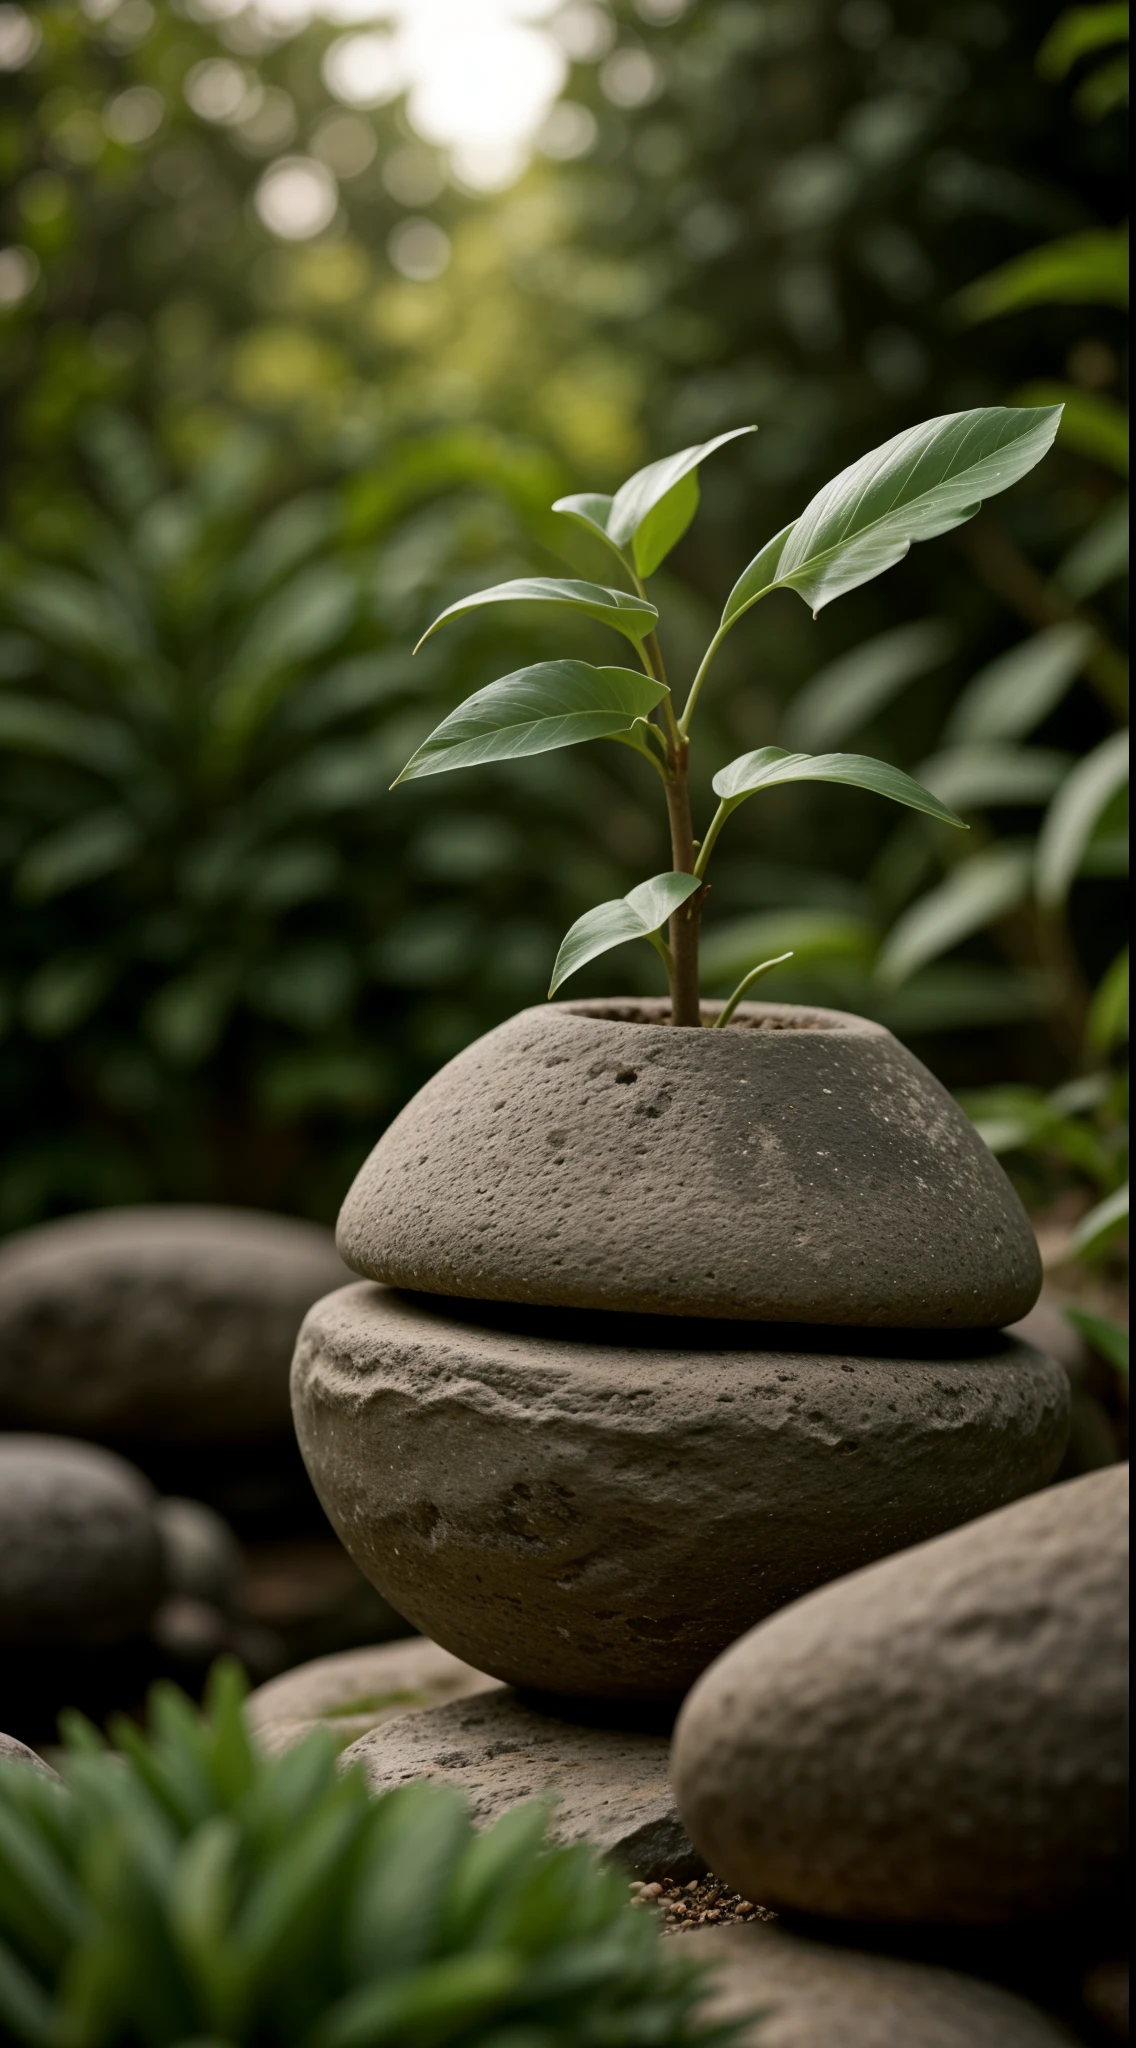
[292,1283,1068,1700]
[337,999,1040,1326]
[0,1206,348,1442]
[688,1924,1078,2047]
[673,1466,1128,1924]
[247,1637,496,1755]
[341,1687,702,1883]
[0,1435,163,1646]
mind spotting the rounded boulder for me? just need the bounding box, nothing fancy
[0,1206,348,1443]
[336,1000,1041,1327]
[291,1283,1068,1701]
[672,1465,1128,1923]
[0,1435,163,1647]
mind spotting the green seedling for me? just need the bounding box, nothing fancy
[397,408,1062,1026]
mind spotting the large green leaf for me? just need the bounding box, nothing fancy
[721,407,1062,623]
[876,843,1035,987]
[945,623,1095,744]
[711,745,966,826]
[552,427,755,578]
[783,618,956,748]
[413,578,658,653]
[1036,727,1129,905]
[549,872,701,995]
[391,662,668,784]
[957,228,1129,320]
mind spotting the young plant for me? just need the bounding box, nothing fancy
[396,408,1063,1026]
[0,1664,743,2048]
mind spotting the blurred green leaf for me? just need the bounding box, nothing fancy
[1069,1178,1129,1255]
[549,872,701,994]
[1036,727,1129,904]
[956,227,1129,319]
[722,407,1062,621]
[1074,51,1129,114]
[15,811,142,902]
[916,744,1072,810]
[21,956,116,1038]
[1065,1305,1129,1377]
[876,962,1051,1034]
[1039,3,1130,80]
[876,843,1035,986]
[712,745,966,825]
[1053,494,1129,599]
[1017,381,1129,475]
[1087,945,1130,1050]
[783,618,956,748]
[0,696,137,776]
[392,662,667,783]
[700,908,877,989]
[414,578,658,652]
[945,623,1096,744]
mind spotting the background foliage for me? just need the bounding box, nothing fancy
[0,0,1127,1232]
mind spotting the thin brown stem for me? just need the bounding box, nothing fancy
[663,738,704,1026]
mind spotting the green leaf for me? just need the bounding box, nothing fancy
[1087,945,1130,1051]
[1064,1307,1129,1380]
[1069,1180,1129,1258]
[549,872,702,995]
[711,745,966,825]
[876,843,1035,987]
[391,661,667,784]
[1074,51,1129,115]
[956,228,1129,319]
[1054,494,1129,600]
[1036,728,1129,905]
[945,623,1095,743]
[916,745,1072,811]
[721,407,1062,622]
[552,428,756,576]
[783,618,956,748]
[413,578,658,652]
[14,810,142,903]
[0,696,137,777]
[1016,381,1128,476]
[1039,3,1130,80]
[877,963,1050,1035]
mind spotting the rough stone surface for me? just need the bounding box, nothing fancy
[672,1467,1128,1924]
[156,1497,244,1610]
[0,1435,163,1646]
[687,1925,1078,2047]
[246,1637,497,1755]
[292,1283,1068,1700]
[342,1687,702,1882]
[0,1733,58,1778]
[0,1206,349,1442]
[337,999,1040,1326]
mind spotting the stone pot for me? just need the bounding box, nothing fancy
[290,1283,1068,1701]
[337,1000,1040,1328]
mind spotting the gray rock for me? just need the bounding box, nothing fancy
[0,1733,59,1779]
[337,999,1040,1326]
[672,1466,1128,1924]
[0,1435,163,1646]
[342,1687,702,1882]
[155,1497,244,1610]
[687,1924,1078,2047]
[0,1206,348,1442]
[292,1283,1068,1700]
[246,1637,497,1755]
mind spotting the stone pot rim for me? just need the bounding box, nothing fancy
[540,996,886,1037]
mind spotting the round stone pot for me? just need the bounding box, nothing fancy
[291,1284,1069,1702]
[337,1000,1040,1328]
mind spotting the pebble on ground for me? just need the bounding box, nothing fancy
[629,1873,777,1934]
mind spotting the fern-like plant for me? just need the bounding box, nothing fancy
[0,1664,744,2048]
[396,409,1063,1025]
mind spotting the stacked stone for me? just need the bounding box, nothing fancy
[290,999,1069,1874]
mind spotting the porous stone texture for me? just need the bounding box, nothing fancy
[291,1283,1069,1700]
[337,999,1040,1327]
[672,1466,1128,1924]
[246,1637,496,1755]
[0,1436,163,1646]
[0,1733,58,1778]
[0,1206,348,1442]
[155,1497,244,1611]
[687,1924,1078,2048]
[341,1687,702,1883]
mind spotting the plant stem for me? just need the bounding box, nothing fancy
[663,738,704,1025]
[679,624,727,739]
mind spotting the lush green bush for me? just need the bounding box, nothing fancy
[0,1665,742,2048]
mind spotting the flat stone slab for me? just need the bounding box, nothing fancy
[292,1283,1068,1700]
[688,1924,1078,2047]
[337,998,1040,1326]
[341,1688,703,1883]
[246,1637,497,1755]
[674,1466,1128,1925]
